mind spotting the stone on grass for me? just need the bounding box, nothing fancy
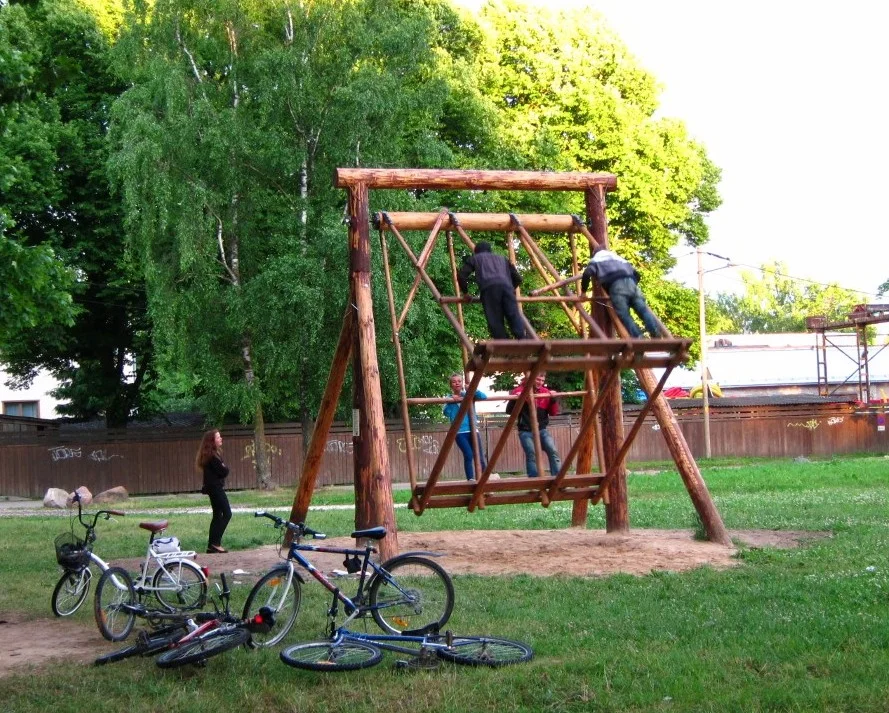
[43,488,69,509]
[94,486,129,504]
[66,485,93,507]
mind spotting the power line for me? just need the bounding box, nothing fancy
[676,251,880,298]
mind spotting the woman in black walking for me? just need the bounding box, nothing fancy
[196,429,231,554]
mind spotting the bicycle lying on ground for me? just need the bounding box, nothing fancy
[92,520,208,640]
[242,511,455,647]
[279,567,531,671]
[94,572,274,668]
[280,628,533,671]
[51,491,124,617]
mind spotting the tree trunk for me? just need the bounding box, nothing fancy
[253,401,272,489]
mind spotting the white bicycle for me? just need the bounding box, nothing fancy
[93,519,208,641]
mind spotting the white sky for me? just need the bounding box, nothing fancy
[454,0,889,299]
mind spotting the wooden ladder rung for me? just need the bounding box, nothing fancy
[418,488,603,509]
[414,474,605,497]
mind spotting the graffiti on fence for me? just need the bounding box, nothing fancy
[48,446,82,462]
[89,449,122,462]
[325,439,354,455]
[397,434,440,455]
[827,416,844,426]
[787,419,820,431]
[243,441,283,467]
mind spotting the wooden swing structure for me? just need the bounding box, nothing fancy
[288,168,730,561]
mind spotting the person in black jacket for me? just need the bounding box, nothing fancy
[196,429,231,553]
[457,241,526,339]
[580,248,661,338]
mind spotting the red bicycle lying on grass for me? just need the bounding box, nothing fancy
[94,572,274,669]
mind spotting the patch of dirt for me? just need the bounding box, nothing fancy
[2,528,827,678]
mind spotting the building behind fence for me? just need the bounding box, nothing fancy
[1,397,886,499]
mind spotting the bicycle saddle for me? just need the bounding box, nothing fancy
[139,521,169,533]
[351,526,386,540]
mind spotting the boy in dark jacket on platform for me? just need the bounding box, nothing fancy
[458,241,526,339]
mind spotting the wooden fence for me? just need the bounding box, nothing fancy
[1,402,886,498]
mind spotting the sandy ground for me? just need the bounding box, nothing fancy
[1,528,826,678]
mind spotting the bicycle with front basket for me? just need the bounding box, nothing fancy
[51,491,124,617]
[242,511,455,647]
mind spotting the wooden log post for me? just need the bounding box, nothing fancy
[348,183,399,560]
[288,303,354,528]
[583,184,629,533]
[635,366,732,546]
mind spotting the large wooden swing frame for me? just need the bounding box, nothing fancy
[288,169,731,561]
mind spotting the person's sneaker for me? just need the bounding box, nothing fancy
[489,472,501,480]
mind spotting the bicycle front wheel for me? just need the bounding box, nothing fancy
[52,567,92,617]
[94,566,136,642]
[436,637,533,667]
[280,641,382,672]
[152,560,207,610]
[242,567,301,647]
[368,555,455,635]
[155,627,250,669]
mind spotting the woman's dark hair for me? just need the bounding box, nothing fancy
[195,429,220,472]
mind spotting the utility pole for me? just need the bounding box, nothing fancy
[697,247,711,458]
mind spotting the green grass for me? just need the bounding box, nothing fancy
[4,454,889,712]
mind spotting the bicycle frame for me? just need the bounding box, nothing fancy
[328,626,452,657]
[264,533,423,627]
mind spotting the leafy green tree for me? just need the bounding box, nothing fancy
[455,0,721,399]
[109,0,478,483]
[1,3,77,337]
[1,0,151,426]
[713,262,865,333]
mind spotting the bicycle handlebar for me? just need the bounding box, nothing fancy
[70,490,125,532]
[253,510,326,540]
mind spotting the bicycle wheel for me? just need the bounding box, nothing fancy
[155,627,250,669]
[435,637,533,667]
[151,559,207,611]
[368,555,455,635]
[280,641,382,672]
[94,567,136,642]
[242,567,302,647]
[51,567,92,617]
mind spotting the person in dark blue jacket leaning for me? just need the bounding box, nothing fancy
[457,241,526,339]
[580,248,661,338]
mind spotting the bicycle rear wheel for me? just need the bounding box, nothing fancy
[155,627,250,669]
[280,641,382,672]
[368,555,454,635]
[242,567,301,647]
[52,567,92,617]
[94,567,136,642]
[435,636,533,667]
[151,560,207,610]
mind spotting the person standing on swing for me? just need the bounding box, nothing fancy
[457,241,526,340]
